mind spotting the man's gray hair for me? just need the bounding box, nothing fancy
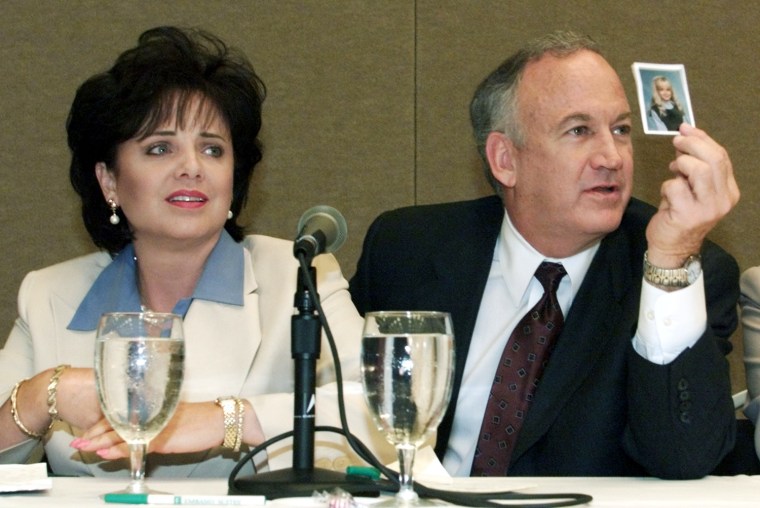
[470,31,602,195]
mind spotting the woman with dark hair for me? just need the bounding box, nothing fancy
[0,26,386,477]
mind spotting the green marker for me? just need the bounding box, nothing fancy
[346,465,382,480]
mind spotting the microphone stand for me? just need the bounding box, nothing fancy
[230,256,382,499]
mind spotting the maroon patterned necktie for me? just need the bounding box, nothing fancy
[470,261,567,476]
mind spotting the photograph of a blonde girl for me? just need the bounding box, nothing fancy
[632,63,694,135]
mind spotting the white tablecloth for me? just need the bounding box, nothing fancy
[0,475,758,507]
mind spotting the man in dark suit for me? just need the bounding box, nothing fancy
[350,31,740,479]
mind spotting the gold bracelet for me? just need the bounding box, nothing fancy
[233,398,244,452]
[10,380,44,439]
[46,364,70,422]
[215,396,241,451]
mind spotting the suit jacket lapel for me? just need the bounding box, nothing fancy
[510,227,639,462]
[180,250,261,401]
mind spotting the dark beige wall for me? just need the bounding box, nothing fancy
[1,1,757,394]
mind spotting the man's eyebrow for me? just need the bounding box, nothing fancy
[557,113,591,130]
[557,111,632,130]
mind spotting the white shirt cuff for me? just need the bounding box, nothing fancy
[633,272,707,364]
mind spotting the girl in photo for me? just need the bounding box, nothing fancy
[648,75,686,131]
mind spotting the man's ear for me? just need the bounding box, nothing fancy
[485,131,518,189]
[95,162,117,202]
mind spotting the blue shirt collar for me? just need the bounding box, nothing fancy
[68,231,244,331]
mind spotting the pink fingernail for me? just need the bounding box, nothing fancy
[72,438,91,448]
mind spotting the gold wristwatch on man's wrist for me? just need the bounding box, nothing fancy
[643,251,702,289]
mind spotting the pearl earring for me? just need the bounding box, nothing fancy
[227,210,233,220]
[108,199,120,225]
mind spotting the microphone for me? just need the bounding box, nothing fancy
[230,204,383,500]
[293,205,347,259]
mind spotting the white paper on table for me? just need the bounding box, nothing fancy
[0,463,53,492]
[383,446,536,495]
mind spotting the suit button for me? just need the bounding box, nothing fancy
[677,378,689,391]
[680,411,691,423]
[679,401,692,412]
[679,390,691,401]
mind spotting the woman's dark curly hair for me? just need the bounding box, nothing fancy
[67,26,266,255]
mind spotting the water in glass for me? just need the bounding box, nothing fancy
[94,312,184,494]
[361,311,454,506]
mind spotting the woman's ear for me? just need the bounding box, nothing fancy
[95,162,117,202]
[485,131,518,189]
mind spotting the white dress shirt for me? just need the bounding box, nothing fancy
[442,210,706,476]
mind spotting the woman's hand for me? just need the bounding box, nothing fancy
[72,399,267,460]
[55,367,102,430]
[1,366,101,449]
[72,401,228,459]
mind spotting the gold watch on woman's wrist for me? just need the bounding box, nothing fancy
[643,251,702,289]
[214,396,243,452]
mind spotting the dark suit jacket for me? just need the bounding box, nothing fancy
[350,195,739,479]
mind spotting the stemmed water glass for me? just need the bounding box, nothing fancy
[360,311,455,506]
[94,312,185,494]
